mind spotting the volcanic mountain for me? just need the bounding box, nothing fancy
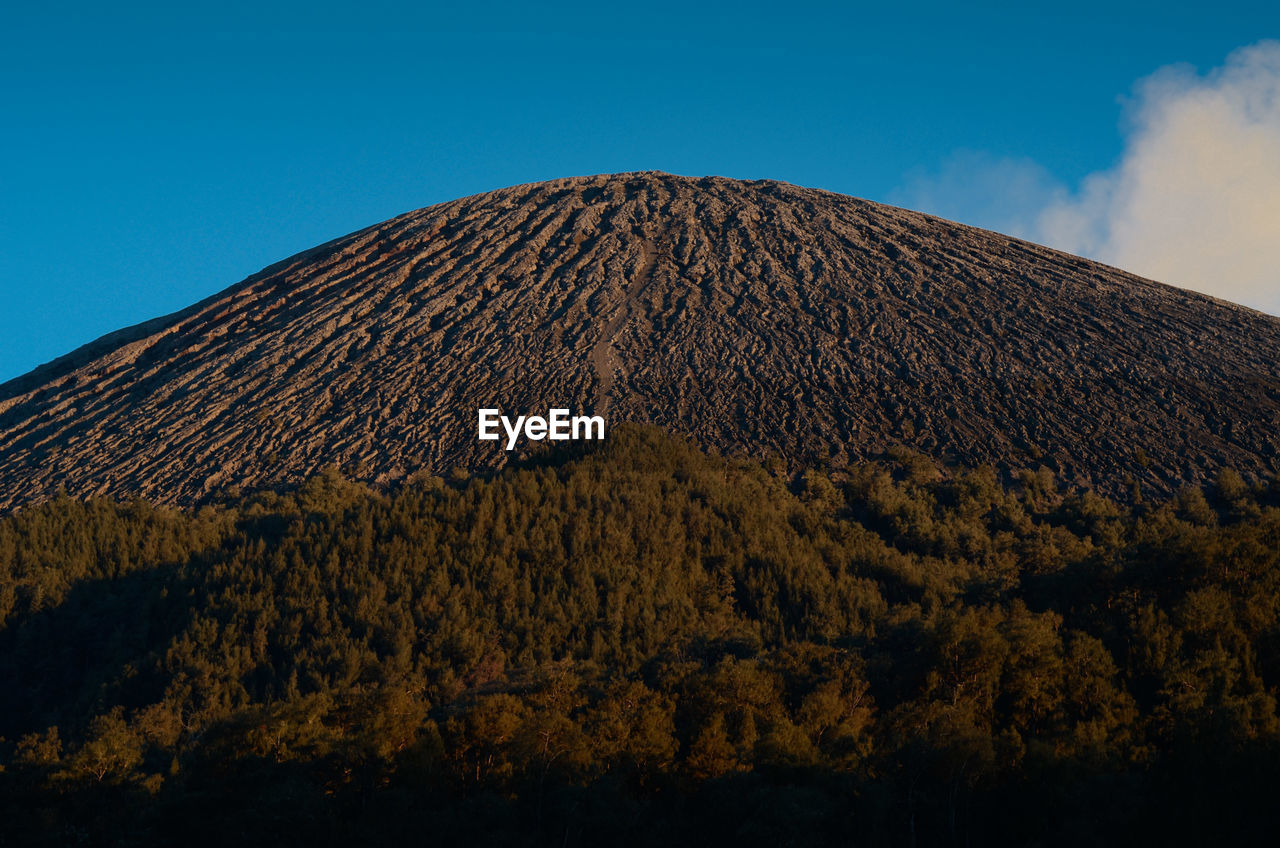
[2,172,1279,509]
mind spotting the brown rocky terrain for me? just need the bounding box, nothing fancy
[2,171,1279,509]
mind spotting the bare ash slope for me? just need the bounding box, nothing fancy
[2,172,1279,509]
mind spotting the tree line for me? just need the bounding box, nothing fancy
[1,424,1278,845]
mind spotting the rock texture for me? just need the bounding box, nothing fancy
[2,172,1279,509]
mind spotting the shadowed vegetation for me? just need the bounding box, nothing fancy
[2,425,1279,845]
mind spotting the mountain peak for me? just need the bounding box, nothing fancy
[2,173,1278,509]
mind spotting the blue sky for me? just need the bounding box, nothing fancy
[2,1,1278,383]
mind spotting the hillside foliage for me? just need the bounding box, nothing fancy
[2,425,1279,845]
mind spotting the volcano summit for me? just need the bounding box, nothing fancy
[2,172,1279,509]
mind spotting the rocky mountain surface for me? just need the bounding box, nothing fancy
[2,171,1279,509]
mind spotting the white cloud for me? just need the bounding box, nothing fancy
[899,41,1280,315]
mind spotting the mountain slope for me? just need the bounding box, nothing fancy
[2,171,1278,508]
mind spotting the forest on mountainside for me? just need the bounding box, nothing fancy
[2,425,1279,846]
